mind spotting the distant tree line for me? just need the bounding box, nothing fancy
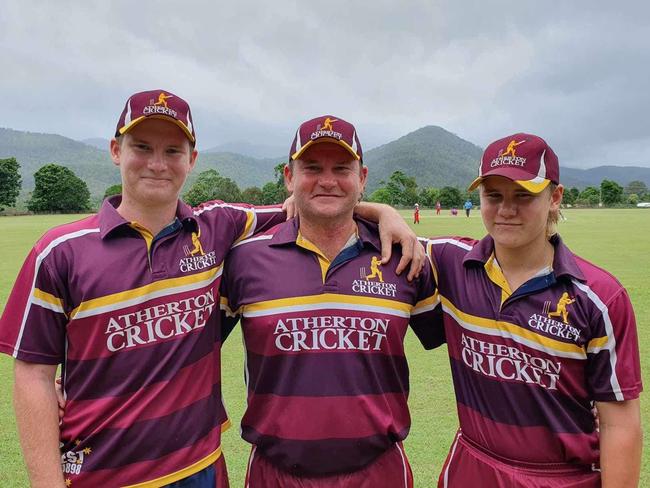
[366,170,649,209]
[0,157,649,213]
[367,170,478,208]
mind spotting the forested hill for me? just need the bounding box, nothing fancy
[364,126,482,192]
[0,128,280,195]
[2,126,649,198]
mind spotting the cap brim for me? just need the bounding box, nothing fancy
[119,115,195,143]
[467,168,552,194]
[291,138,360,161]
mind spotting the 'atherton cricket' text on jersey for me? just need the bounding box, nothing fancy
[220,218,444,477]
[0,197,283,487]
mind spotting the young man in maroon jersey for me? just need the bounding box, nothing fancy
[220,115,444,487]
[426,133,642,487]
[0,92,422,488]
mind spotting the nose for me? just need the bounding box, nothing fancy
[497,197,517,218]
[317,172,337,190]
[147,150,167,172]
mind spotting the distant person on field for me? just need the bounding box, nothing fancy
[425,133,642,488]
[0,91,421,488]
[450,207,458,216]
[219,115,443,487]
[435,200,441,215]
[463,199,473,217]
[414,202,420,223]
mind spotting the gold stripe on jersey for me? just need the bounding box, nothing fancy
[233,208,256,245]
[32,288,66,315]
[412,292,440,315]
[123,446,222,488]
[586,335,609,353]
[220,296,238,317]
[70,266,222,320]
[242,293,413,318]
[441,296,587,359]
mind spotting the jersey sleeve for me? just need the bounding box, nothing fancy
[586,288,642,402]
[409,253,445,349]
[223,203,285,246]
[0,247,68,364]
[218,257,241,343]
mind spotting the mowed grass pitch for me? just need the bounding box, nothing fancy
[0,209,648,487]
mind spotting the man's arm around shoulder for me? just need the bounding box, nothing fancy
[13,360,66,488]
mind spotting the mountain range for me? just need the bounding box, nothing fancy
[2,126,649,198]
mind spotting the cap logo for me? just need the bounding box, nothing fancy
[490,139,527,168]
[143,92,178,118]
[154,92,173,109]
[311,117,342,141]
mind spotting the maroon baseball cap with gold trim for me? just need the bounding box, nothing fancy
[289,115,362,161]
[115,89,196,143]
[468,133,559,193]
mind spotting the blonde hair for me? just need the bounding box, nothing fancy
[546,183,560,239]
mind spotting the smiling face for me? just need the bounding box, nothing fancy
[110,118,197,209]
[285,142,367,226]
[480,176,563,252]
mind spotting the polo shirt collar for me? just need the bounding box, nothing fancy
[463,234,585,282]
[269,216,381,252]
[99,196,198,239]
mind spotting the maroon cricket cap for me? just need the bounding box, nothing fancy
[468,133,560,193]
[289,115,362,161]
[115,89,196,143]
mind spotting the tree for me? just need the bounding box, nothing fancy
[563,187,580,206]
[438,186,463,208]
[260,162,289,205]
[104,183,122,199]
[0,157,22,211]
[577,186,600,206]
[624,180,648,200]
[183,169,242,206]
[262,181,288,205]
[28,164,91,213]
[417,187,440,207]
[381,171,418,206]
[241,186,264,205]
[628,193,639,206]
[368,187,393,205]
[600,179,623,206]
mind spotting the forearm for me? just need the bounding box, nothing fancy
[354,201,395,222]
[13,361,66,488]
[598,400,642,488]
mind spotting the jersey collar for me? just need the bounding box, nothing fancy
[98,196,199,239]
[269,215,381,252]
[463,234,585,282]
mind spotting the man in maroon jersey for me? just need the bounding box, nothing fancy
[1,92,423,488]
[427,133,642,487]
[220,115,443,487]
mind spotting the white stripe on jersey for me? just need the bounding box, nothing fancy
[571,279,623,401]
[243,301,411,319]
[14,228,101,358]
[231,234,274,249]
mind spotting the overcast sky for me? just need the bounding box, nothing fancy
[2,1,649,168]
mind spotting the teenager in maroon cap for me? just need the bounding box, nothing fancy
[0,92,423,488]
[424,134,642,487]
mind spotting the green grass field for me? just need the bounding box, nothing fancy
[0,209,648,487]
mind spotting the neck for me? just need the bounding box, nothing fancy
[117,194,178,236]
[299,216,357,261]
[494,237,554,276]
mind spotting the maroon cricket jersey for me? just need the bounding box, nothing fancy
[0,196,283,487]
[426,234,642,469]
[220,217,444,476]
